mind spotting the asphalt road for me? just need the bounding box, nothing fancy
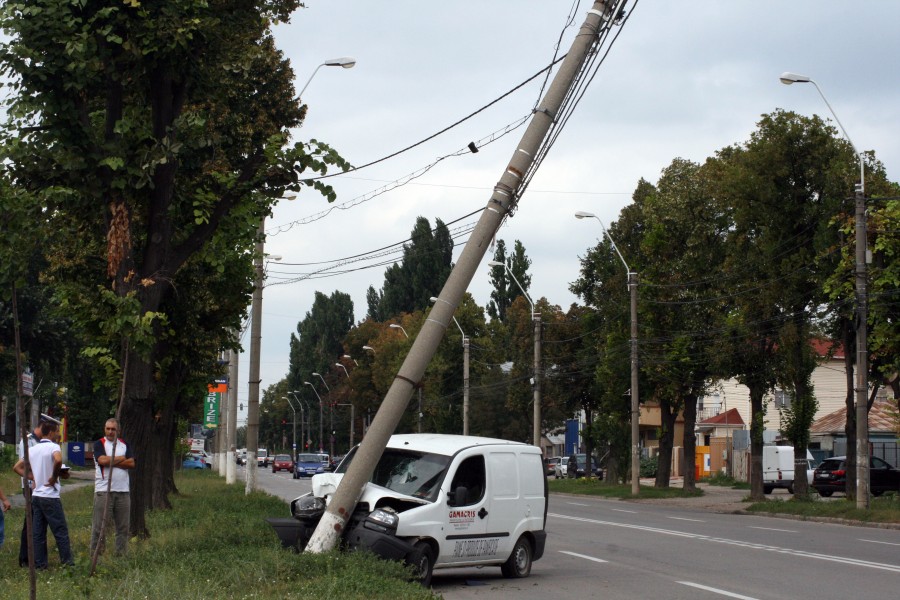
[251,466,900,600]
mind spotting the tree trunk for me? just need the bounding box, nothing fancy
[655,400,677,488]
[682,394,697,492]
[749,386,765,501]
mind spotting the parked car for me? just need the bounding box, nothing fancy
[546,457,562,478]
[554,454,602,479]
[293,453,327,479]
[188,449,213,469]
[272,454,294,473]
[813,455,900,497]
[182,454,207,469]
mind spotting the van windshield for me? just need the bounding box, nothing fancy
[337,447,450,501]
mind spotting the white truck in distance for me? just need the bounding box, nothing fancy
[762,445,814,494]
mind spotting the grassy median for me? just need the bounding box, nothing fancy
[549,477,703,499]
[0,470,439,600]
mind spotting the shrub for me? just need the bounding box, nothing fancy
[640,455,658,478]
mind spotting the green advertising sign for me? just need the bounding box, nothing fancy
[204,391,220,428]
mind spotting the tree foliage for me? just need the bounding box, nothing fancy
[0,0,347,535]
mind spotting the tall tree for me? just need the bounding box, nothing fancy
[0,0,347,535]
[378,217,454,318]
[711,111,855,498]
[288,291,355,392]
[487,239,532,322]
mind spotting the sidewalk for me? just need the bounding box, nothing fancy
[7,469,93,508]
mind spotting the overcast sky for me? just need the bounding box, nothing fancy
[235,0,900,420]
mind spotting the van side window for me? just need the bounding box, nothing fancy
[448,455,486,506]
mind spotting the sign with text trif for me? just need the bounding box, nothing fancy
[205,381,228,429]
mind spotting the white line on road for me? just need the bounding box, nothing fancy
[567,502,591,506]
[611,508,637,513]
[677,581,760,599]
[668,516,704,522]
[559,551,608,563]
[859,539,900,547]
[748,526,797,533]
[549,512,900,573]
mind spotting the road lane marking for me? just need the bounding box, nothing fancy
[549,512,900,573]
[677,581,759,599]
[859,539,900,547]
[567,502,591,506]
[668,516,704,522]
[611,509,637,513]
[748,526,797,533]
[559,550,608,563]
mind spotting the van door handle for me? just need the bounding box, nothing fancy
[478,507,488,519]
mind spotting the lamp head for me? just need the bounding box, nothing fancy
[779,71,811,85]
[429,296,438,303]
[362,345,374,351]
[325,57,356,68]
[487,260,504,268]
[389,324,401,329]
[304,381,312,386]
[312,372,320,377]
[574,211,596,219]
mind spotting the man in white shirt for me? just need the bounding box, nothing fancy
[91,417,135,556]
[13,419,74,568]
[15,413,66,567]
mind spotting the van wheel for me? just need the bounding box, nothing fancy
[501,536,532,578]
[408,541,435,587]
[787,483,794,494]
[763,486,773,495]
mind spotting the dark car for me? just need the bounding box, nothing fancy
[272,454,293,473]
[293,453,327,479]
[574,454,604,480]
[813,455,900,497]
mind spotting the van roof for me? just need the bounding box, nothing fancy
[386,433,534,456]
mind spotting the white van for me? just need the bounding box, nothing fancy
[268,434,548,585]
[762,445,814,494]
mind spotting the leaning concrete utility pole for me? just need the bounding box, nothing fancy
[306,1,623,553]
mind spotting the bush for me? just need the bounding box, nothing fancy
[640,455,658,478]
[0,442,16,469]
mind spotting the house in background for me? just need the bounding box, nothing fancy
[810,398,900,465]
[695,339,851,443]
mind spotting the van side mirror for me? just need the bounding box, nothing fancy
[449,485,468,506]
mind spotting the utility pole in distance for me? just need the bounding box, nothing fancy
[305,1,626,554]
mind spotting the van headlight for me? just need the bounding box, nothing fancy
[365,508,399,533]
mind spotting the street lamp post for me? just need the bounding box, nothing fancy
[312,372,332,457]
[288,391,307,455]
[335,362,356,448]
[298,57,356,97]
[488,261,541,450]
[390,324,422,433]
[431,296,470,435]
[304,381,324,453]
[282,396,298,463]
[245,227,282,494]
[575,211,640,496]
[780,71,869,508]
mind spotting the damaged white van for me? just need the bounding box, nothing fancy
[268,434,548,585]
